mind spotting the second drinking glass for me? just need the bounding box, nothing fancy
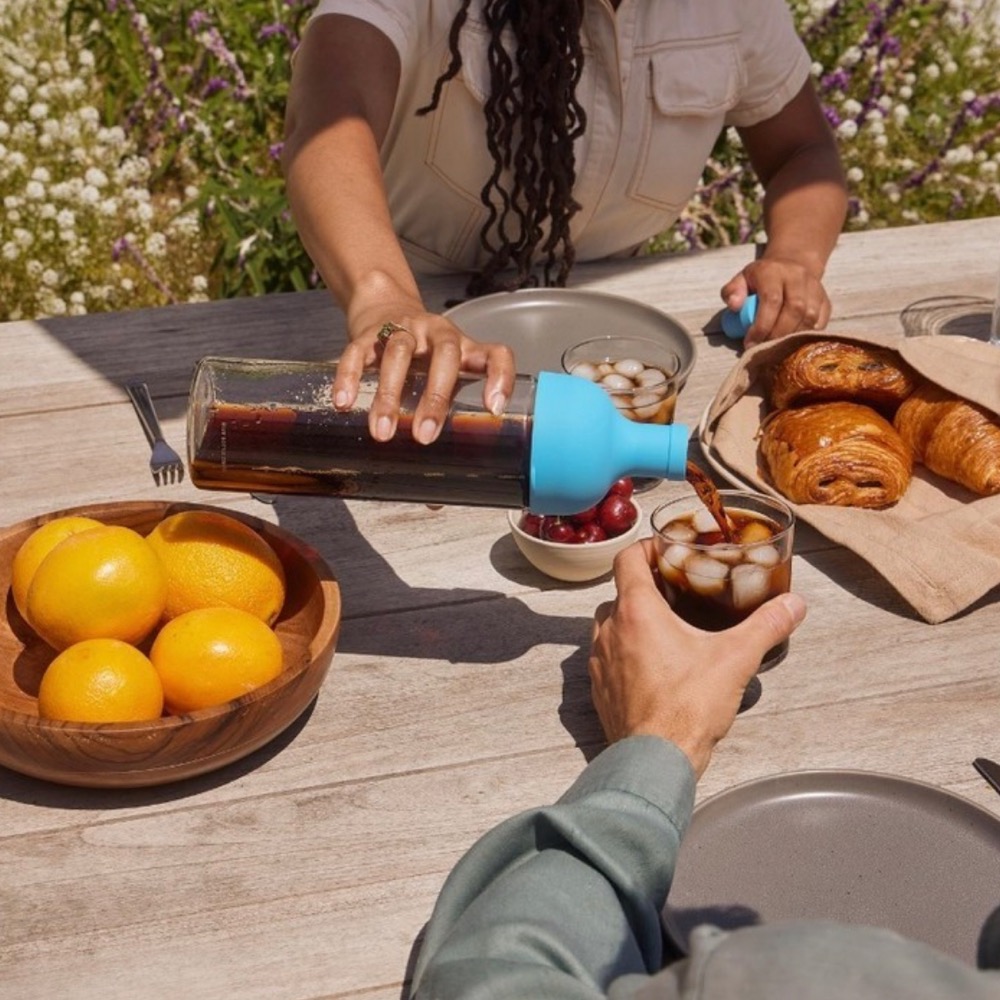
[651,490,796,671]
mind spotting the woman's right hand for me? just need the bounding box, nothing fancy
[331,302,516,444]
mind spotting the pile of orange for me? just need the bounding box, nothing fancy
[12,509,288,723]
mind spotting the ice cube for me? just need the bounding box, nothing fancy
[657,549,686,585]
[684,553,729,597]
[692,508,722,534]
[731,562,772,610]
[636,366,669,388]
[630,391,663,421]
[661,520,697,544]
[569,361,599,382]
[738,518,774,544]
[709,543,744,565]
[599,372,634,391]
[746,544,781,567]
[597,362,615,377]
[613,357,645,378]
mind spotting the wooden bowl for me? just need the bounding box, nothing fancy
[0,501,341,789]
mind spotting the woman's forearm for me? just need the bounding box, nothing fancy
[282,15,422,323]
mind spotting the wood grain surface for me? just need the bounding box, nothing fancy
[1,217,999,999]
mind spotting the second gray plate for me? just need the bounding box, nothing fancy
[663,769,1000,965]
[443,287,696,385]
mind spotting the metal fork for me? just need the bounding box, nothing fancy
[125,381,185,486]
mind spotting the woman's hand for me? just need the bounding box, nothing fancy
[331,299,516,443]
[721,256,832,346]
[589,539,806,777]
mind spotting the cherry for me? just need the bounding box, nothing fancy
[568,505,599,525]
[607,477,634,499]
[520,513,544,537]
[542,519,577,544]
[598,495,636,537]
[575,522,608,544]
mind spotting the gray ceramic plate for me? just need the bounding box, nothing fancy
[663,769,1000,965]
[443,288,696,385]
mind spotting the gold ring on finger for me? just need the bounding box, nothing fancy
[376,321,409,347]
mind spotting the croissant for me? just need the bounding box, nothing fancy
[769,339,919,413]
[759,401,913,509]
[893,383,1000,496]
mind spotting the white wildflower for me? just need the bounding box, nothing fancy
[836,120,859,140]
[144,232,167,257]
[840,45,862,67]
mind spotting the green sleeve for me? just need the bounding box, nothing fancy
[410,736,696,999]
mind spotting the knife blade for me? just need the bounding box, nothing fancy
[973,757,1000,797]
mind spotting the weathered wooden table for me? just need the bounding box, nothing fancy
[2,217,999,999]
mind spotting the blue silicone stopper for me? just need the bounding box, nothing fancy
[722,294,758,340]
[528,372,689,515]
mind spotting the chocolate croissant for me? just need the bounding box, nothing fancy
[893,383,1000,496]
[769,339,919,413]
[759,401,913,509]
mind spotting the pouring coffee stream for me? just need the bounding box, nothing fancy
[685,460,735,543]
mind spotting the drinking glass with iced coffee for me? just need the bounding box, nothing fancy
[651,490,795,671]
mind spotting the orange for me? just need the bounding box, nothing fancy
[149,606,284,713]
[145,510,286,624]
[25,524,167,650]
[11,515,103,620]
[37,638,164,723]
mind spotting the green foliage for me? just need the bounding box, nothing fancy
[656,0,1000,255]
[62,0,316,298]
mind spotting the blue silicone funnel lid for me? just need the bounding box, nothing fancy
[528,372,689,514]
[722,294,758,340]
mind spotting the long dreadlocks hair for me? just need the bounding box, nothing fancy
[417,0,588,299]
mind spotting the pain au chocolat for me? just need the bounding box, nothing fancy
[759,401,913,509]
[894,382,1000,496]
[769,339,919,414]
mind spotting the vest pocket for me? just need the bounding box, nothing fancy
[628,39,744,211]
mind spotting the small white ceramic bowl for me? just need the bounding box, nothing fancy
[507,499,643,583]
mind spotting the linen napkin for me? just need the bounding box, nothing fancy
[701,330,1000,623]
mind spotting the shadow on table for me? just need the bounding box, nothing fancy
[0,494,608,807]
[0,698,316,808]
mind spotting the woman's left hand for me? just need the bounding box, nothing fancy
[721,256,832,346]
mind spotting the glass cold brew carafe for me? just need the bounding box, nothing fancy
[187,357,689,514]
